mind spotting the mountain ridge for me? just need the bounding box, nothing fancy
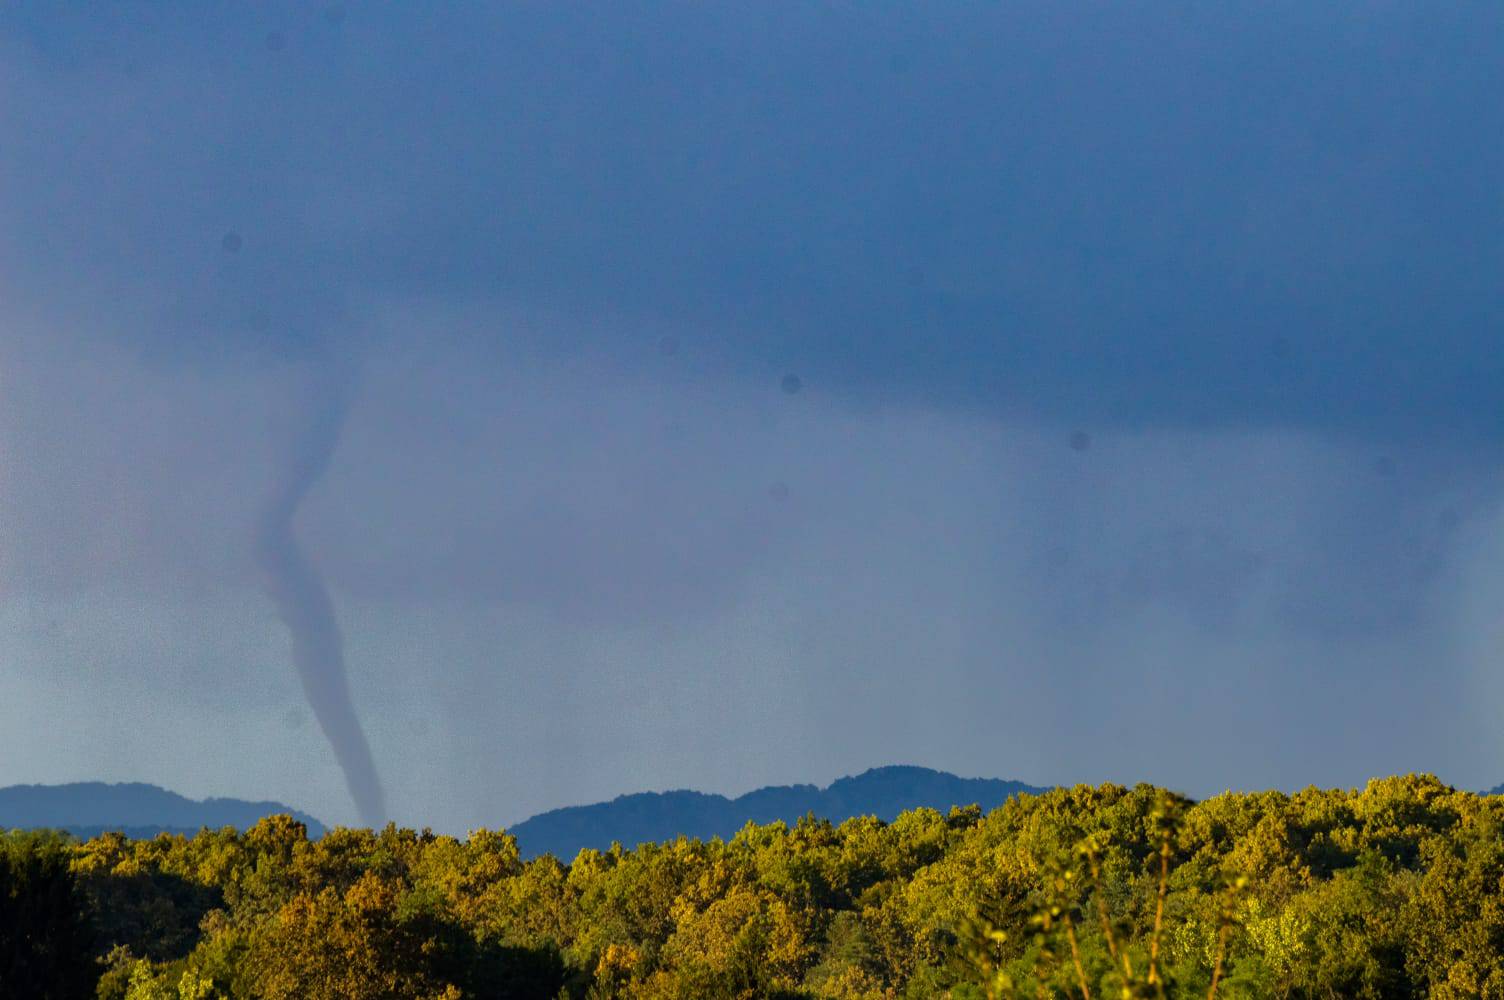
[0,781,327,839]
[508,764,1048,859]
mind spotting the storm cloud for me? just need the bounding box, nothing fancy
[1,3,1502,828]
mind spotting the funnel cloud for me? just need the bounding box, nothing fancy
[253,367,385,827]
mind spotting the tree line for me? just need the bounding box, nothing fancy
[3,773,1502,998]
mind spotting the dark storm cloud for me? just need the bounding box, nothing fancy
[3,2,1502,438]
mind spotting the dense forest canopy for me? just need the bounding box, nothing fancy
[4,774,1504,998]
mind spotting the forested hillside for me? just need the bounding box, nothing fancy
[4,774,1503,998]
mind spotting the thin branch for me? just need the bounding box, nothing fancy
[1063,914,1091,1000]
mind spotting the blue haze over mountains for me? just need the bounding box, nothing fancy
[0,782,326,840]
[0,769,1042,857]
[509,766,1048,860]
[7,772,1499,859]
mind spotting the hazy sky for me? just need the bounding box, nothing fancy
[2,3,1503,831]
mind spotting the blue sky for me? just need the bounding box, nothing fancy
[1,4,1502,829]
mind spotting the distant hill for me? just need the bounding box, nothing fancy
[509,765,1047,859]
[1488,784,1504,796]
[0,782,326,839]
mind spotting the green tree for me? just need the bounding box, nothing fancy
[0,830,96,1000]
